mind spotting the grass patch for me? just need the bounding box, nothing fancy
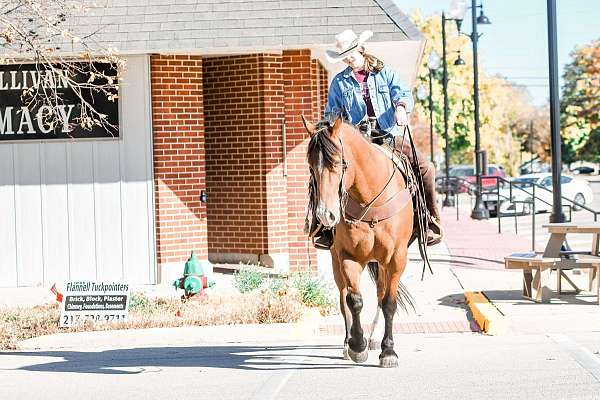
[292,272,336,311]
[0,291,306,350]
[233,265,266,293]
[0,272,339,350]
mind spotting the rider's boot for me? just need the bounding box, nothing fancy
[421,160,445,246]
[313,227,334,250]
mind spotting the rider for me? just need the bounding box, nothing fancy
[314,29,444,248]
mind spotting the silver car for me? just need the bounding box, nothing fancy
[482,173,594,216]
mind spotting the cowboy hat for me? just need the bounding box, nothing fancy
[325,29,373,63]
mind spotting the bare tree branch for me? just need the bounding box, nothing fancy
[1,0,124,136]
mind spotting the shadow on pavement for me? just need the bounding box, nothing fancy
[1,344,373,375]
[483,289,600,306]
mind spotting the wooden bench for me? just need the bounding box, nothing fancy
[505,224,600,304]
[505,253,560,302]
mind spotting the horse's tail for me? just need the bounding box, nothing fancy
[367,262,415,313]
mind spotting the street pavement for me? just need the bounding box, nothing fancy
[2,198,600,399]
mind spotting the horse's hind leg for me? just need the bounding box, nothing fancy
[331,251,352,360]
[341,256,368,363]
[367,261,385,350]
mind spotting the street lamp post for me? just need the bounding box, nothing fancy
[546,0,566,223]
[441,12,453,207]
[446,0,491,219]
[428,68,435,161]
[441,6,465,208]
[417,51,442,164]
[427,50,441,163]
[468,0,491,220]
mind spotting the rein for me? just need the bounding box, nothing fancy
[337,129,405,226]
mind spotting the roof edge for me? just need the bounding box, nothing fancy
[373,0,424,41]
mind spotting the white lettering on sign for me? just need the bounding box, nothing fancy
[59,281,130,328]
[0,107,12,134]
[57,104,75,132]
[36,105,53,134]
[17,107,35,134]
[0,69,69,91]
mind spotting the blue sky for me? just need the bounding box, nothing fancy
[398,0,600,105]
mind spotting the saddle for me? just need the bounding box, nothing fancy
[304,126,424,242]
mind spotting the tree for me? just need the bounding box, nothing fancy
[410,12,536,175]
[561,38,600,163]
[0,0,123,134]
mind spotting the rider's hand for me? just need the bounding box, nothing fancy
[395,105,409,126]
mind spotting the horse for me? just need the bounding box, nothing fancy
[303,115,416,368]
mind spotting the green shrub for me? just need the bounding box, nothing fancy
[292,272,335,309]
[233,265,266,293]
[128,292,160,314]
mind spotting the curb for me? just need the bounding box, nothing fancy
[464,291,507,335]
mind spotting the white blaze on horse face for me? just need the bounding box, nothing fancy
[315,167,342,227]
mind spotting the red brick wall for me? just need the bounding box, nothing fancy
[201,51,328,271]
[283,50,328,271]
[150,55,208,269]
[202,54,288,262]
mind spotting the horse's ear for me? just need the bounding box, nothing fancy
[332,115,344,134]
[301,114,317,136]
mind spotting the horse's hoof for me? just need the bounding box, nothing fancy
[368,338,380,350]
[343,344,351,360]
[348,347,369,363]
[379,354,398,368]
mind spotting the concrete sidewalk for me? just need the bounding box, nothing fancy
[440,205,600,335]
[6,203,600,351]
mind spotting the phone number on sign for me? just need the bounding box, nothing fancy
[61,313,127,327]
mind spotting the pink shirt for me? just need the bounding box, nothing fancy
[353,69,375,118]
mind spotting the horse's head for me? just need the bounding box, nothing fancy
[303,114,347,228]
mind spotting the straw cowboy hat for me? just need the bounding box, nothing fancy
[325,29,373,63]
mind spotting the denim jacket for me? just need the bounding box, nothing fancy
[324,65,414,136]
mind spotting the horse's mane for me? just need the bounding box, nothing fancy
[307,119,342,171]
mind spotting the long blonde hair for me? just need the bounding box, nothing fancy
[358,46,384,73]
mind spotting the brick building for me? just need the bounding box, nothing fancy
[0,0,424,287]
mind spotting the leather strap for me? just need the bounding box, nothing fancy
[345,188,411,224]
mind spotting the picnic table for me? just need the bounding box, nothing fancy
[504,223,600,304]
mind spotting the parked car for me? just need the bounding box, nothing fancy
[571,166,595,175]
[447,164,506,193]
[482,173,594,217]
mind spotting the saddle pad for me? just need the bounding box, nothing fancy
[372,143,408,176]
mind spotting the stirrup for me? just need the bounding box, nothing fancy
[426,218,444,246]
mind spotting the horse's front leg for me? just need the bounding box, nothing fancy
[331,250,352,360]
[341,256,368,363]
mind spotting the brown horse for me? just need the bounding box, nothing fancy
[303,115,415,368]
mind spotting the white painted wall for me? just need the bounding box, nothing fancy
[0,55,156,287]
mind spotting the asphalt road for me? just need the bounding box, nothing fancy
[2,333,600,400]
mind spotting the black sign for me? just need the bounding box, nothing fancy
[0,63,119,140]
[64,294,128,312]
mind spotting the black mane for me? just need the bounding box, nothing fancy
[307,120,341,172]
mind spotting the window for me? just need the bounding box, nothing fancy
[450,167,474,177]
[560,176,572,184]
[540,177,552,187]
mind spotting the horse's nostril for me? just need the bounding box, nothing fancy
[327,210,338,225]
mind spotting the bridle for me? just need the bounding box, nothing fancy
[311,126,401,229]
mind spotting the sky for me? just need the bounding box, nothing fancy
[397,0,600,105]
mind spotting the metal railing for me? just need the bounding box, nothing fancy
[436,175,600,251]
